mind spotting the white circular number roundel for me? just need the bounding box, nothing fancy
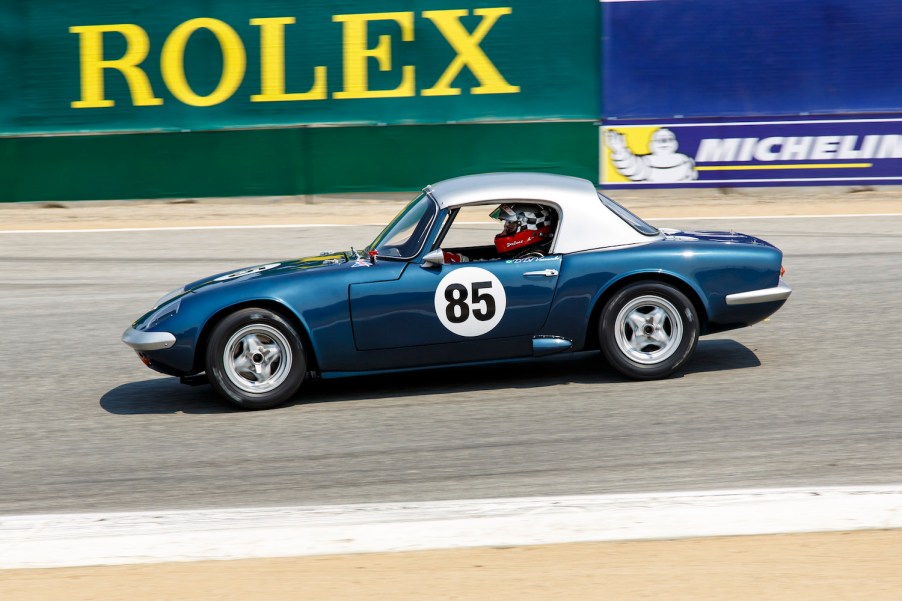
[434,267,507,337]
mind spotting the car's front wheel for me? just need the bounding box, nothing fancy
[599,282,699,380]
[205,307,306,410]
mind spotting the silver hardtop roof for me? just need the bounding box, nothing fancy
[424,172,661,253]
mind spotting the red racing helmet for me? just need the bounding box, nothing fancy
[491,204,556,254]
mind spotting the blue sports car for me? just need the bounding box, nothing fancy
[123,173,791,409]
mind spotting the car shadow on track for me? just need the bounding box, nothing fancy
[100,338,760,415]
[100,377,233,415]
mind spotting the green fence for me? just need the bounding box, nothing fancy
[0,122,599,202]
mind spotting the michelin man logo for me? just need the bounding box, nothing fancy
[605,128,698,183]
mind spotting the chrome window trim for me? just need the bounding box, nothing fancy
[597,192,660,236]
[370,195,439,262]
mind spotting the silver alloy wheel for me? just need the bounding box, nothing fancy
[222,323,293,394]
[613,294,683,365]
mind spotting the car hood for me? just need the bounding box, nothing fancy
[184,252,356,293]
[659,228,775,248]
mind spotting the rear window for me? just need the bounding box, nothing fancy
[598,193,659,236]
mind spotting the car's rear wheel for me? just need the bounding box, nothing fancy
[206,307,306,410]
[599,282,699,380]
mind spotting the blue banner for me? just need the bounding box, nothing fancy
[600,117,902,188]
[601,0,902,120]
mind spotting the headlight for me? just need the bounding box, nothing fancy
[153,286,186,309]
[143,299,181,330]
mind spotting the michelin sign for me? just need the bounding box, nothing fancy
[601,119,902,187]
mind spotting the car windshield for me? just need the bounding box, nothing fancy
[367,193,438,259]
[598,193,659,236]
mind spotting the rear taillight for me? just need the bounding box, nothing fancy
[780,265,786,278]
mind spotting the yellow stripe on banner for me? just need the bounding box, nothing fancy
[697,163,873,171]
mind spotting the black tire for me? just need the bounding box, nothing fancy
[205,307,306,410]
[599,282,699,380]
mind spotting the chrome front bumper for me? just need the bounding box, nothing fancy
[725,279,793,306]
[122,327,176,351]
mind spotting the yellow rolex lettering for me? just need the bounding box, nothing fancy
[250,17,326,102]
[70,24,162,108]
[71,7,520,111]
[161,18,246,107]
[332,11,415,99]
[421,7,519,97]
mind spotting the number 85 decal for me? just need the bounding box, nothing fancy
[434,267,507,337]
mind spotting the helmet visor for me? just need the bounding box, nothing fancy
[489,204,516,222]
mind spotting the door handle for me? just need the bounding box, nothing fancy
[523,269,559,277]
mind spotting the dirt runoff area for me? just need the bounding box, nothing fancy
[1,530,901,601]
[0,185,901,230]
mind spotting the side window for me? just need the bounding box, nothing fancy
[439,205,499,251]
[437,203,560,262]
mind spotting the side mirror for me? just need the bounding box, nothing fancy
[421,249,445,268]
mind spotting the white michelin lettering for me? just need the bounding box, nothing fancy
[837,136,862,159]
[737,138,757,161]
[779,137,814,161]
[696,134,902,162]
[876,135,902,159]
[696,138,737,162]
[858,135,881,158]
[753,137,783,162]
[810,136,840,160]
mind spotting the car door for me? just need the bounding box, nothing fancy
[348,255,562,361]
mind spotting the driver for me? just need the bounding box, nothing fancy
[440,203,556,264]
[491,203,556,257]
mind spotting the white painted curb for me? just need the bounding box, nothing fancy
[1,486,901,569]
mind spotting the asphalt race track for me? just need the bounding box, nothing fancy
[1,215,900,515]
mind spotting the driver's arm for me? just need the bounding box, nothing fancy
[443,251,469,264]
